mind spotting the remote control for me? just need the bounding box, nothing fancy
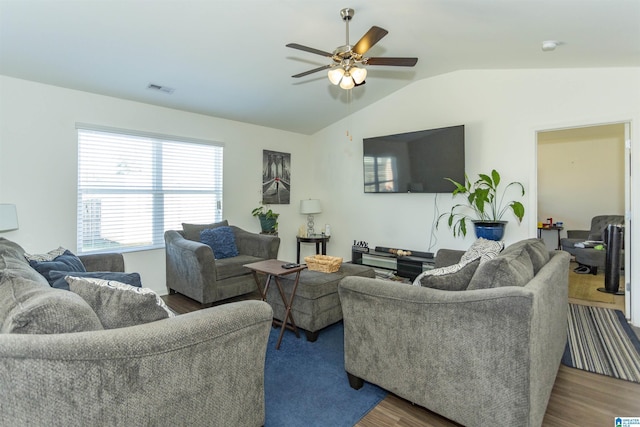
[281,263,300,269]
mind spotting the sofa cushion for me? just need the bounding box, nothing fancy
[0,274,103,334]
[49,270,142,291]
[418,260,480,291]
[466,247,534,290]
[200,226,239,259]
[215,254,264,280]
[29,250,86,286]
[502,238,550,274]
[67,276,175,329]
[182,220,229,242]
[460,238,504,263]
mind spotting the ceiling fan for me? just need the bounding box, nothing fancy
[286,8,418,90]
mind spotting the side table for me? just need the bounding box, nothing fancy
[244,259,307,350]
[537,226,563,250]
[296,234,330,264]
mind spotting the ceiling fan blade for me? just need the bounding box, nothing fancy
[286,43,333,58]
[366,57,418,67]
[352,26,388,55]
[292,64,332,78]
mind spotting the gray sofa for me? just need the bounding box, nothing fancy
[165,220,280,306]
[0,237,272,427]
[338,238,569,427]
[560,214,624,256]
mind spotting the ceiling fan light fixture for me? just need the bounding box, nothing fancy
[351,66,367,84]
[328,67,345,85]
[339,74,355,90]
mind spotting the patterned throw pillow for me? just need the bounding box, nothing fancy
[412,238,504,288]
[67,276,175,329]
[24,246,67,262]
[200,226,239,259]
[460,238,504,264]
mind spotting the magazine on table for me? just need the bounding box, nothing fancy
[574,240,604,248]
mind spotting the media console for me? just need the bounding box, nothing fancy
[351,246,435,281]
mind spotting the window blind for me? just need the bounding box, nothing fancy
[77,126,223,253]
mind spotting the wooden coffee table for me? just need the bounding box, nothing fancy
[244,259,307,350]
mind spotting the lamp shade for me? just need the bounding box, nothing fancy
[351,66,367,84]
[328,68,345,85]
[0,204,18,232]
[339,75,355,90]
[300,199,322,215]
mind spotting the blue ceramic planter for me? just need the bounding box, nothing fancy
[473,221,507,241]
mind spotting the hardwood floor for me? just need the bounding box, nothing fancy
[162,264,640,426]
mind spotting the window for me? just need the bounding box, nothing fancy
[363,155,398,192]
[77,125,223,253]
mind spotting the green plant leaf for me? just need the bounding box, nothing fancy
[491,169,500,188]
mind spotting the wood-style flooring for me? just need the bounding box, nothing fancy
[162,263,640,426]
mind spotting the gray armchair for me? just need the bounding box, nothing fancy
[560,214,624,256]
[165,220,280,306]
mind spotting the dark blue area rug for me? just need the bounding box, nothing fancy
[264,322,387,427]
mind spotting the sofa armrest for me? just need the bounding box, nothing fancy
[567,229,589,239]
[79,253,125,272]
[165,229,217,296]
[338,278,536,425]
[434,248,464,267]
[0,300,273,427]
[232,226,280,259]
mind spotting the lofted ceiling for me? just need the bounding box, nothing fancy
[1,0,639,135]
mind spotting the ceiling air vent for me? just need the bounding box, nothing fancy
[147,83,175,94]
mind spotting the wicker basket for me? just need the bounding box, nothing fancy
[304,254,343,273]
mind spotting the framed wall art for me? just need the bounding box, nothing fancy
[262,150,291,204]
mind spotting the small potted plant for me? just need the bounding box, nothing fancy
[252,205,279,234]
[438,169,525,240]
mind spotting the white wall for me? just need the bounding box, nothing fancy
[0,75,314,295]
[310,67,640,325]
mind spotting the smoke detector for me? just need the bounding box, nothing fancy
[541,40,561,52]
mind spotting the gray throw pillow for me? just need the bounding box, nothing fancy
[419,260,480,291]
[182,220,229,241]
[0,275,103,334]
[67,276,175,329]
[466,247,534,290]
[502,238,550,274]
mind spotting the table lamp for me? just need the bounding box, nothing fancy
[0,204,19,232]
[300,199,321,236]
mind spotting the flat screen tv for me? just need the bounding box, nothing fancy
[363,125,465,193]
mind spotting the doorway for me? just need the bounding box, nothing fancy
[536,123,629,313]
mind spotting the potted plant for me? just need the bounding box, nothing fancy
[252,205,279,234]
[438,169,525,240]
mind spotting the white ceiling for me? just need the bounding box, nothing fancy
[1,0,639,135]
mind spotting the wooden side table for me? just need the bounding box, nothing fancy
[296,234,330,264]
[243,259,307,350]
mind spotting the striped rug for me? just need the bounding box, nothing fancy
[562,304,640,383]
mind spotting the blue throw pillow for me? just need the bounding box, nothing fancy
[29,250,86,287]
[200,226,239,259]
[49,270,142,291]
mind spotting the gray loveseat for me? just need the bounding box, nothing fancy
[165,220,280,306]
[0,237,272,427]
[338,238,569,427]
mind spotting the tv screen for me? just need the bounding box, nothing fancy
[363,125,465,193]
